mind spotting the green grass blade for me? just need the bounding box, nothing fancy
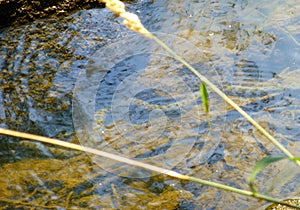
[200,82,209,114]
[248,156,285,194]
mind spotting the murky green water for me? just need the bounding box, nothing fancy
[0,0,300,209]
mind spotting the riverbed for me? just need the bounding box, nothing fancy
[0,0,300,209]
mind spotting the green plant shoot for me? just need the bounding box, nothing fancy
[200,82,209,114]
[248,156,285,194]
[248,156,300,194]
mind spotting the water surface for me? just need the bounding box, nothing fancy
[0,0,300,209]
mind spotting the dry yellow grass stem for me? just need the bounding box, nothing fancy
[1,128,299,209]
[99,0,300,167]
[0,128,188,180]
[100,0,151,37]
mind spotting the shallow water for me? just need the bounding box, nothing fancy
[0,0,300,209]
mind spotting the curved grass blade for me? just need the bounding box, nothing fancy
[248,156,285,194]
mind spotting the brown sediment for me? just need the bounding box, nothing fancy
[0,0,131,27]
